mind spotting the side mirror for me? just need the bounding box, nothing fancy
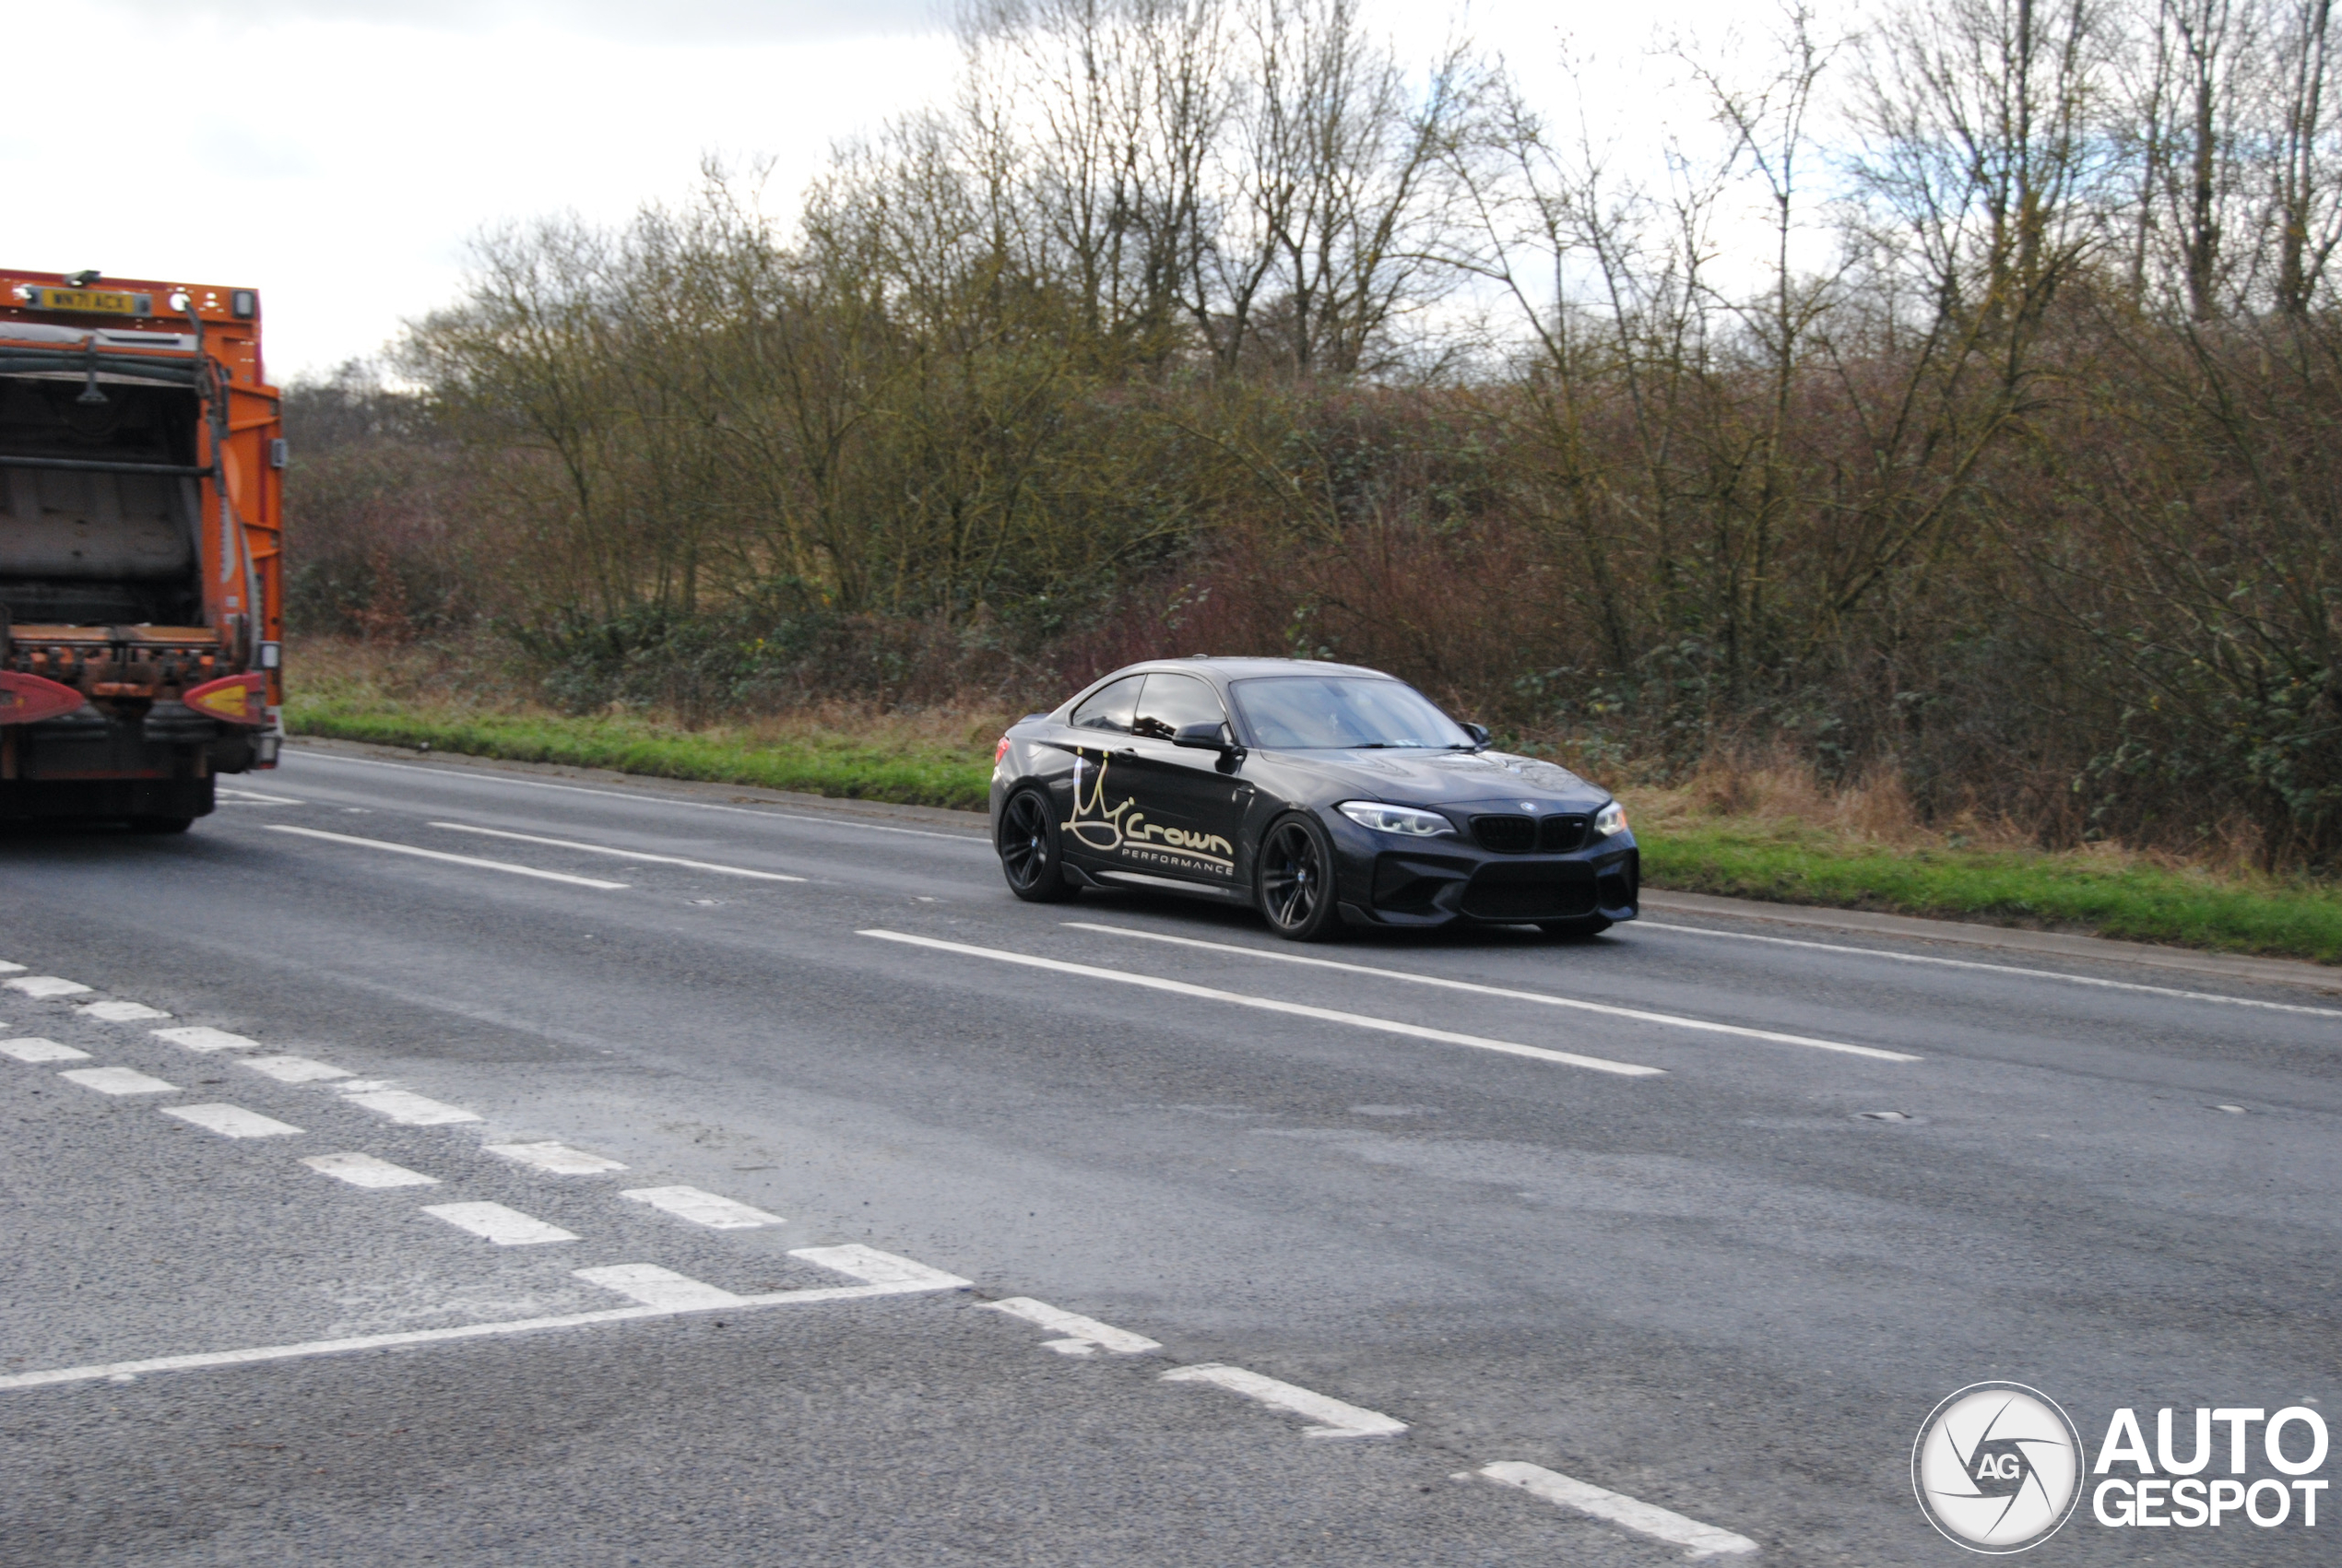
[1173,721,1233,751]
[1462,722,1491,748]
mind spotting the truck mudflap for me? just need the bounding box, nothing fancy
[0,775,214,825]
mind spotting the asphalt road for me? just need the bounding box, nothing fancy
[2,743,2336,1567]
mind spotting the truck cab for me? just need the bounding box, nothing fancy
[0,269,283,831]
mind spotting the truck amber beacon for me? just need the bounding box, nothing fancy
[1,267,285,831]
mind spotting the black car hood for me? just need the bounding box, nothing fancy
[1260,748,1603,808]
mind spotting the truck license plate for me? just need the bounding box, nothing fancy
[27,287,154,316]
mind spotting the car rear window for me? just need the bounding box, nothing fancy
[1230,677,1471,749]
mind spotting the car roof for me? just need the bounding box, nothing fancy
[1094,656,1396,684]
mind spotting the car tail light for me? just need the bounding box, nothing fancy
[995,734,1012,764]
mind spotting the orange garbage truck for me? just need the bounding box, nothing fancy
[1,267,283,830]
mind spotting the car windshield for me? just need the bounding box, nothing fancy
[1231,677,1473,750]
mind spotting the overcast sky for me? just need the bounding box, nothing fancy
[11,0,1758,383]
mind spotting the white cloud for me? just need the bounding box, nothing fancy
[9,5,961,381]
[7,0,1835,382]
[82,0,945,43]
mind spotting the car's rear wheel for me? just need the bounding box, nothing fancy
[1256,813,1343,941]
[1538,916,1612,939]
[998,787,1075,902]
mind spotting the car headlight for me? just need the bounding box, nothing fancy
[1336,801,1456,838]
[1593,800,1628,838]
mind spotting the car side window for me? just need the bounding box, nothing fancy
[1131,672,1227,741]
[1069,675,1142,734]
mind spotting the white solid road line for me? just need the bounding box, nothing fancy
[487,1140,628,1174]
[341,1088,482,1126]
[217,787,303,804]
[1638,919,2342,1019]
[152,1026,260,1053]
[0,960,24,973]
[6,976,92,998]
[78,1000,171,1022]
[1479,1460,1758,1558]
[293,750,989,843]
[163,1103,304,1138]
[239,1054,353,1084]
[0,1037,89,1064]
[862,929,1662,1077]
[304,1152,440,1188]
[621,1185,783,1229]
[1161,1364,1407,1438]
[986,1297,1161,1355]
[1069,922,1920,1063]
[431,822,808,881]
[60,1066,177,1096]
[575,1263,744,1310]
[261,825,631,890]
[0,1247,973,1393]
[423,1201,579,1245]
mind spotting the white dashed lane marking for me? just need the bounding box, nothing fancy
[238,1054,353,1084]
[152,1026,260,1053]
[486,1140,626,1174]
[574,1264,744,1310]
[5,976,92,998]
[1069,922,1919,1062]
[1479,1461,1758,1558]
[862,929,1663,1078]
[422,1202,578,1246]
[60,1067,177,1096]
[163,1103,303,1138]
[78,1000,171,1022]
[1,1037,89,1064]
[0,1247,973,1393]
[0,960,25,973]
[262,824,631,890]
[986,1297,1161,1355]
[303,1152,439,1188]
[621,1185,783,1229]
[430,822,808,882]
[340,1088,481,1126]
[1161,1364,1407,1438]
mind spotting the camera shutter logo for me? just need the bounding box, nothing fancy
[1912,1383,2084,1552]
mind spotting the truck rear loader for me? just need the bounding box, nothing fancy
[1,267,284,831]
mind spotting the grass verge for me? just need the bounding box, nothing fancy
[1631,813,2342,965]
[285,678,2342,966]
[286,695,997,812]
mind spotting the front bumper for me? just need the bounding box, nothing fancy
[1329,815,1639,927]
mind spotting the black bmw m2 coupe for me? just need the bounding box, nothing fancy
[988,657,1638,940]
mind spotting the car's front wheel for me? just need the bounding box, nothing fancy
[997,787,1076,902]
[1255,813,1343,941]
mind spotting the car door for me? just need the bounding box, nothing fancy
[1053,673,1143,867]
[1111,671,1254,889]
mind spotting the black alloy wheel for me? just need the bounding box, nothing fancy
[1256,813,1342,941]
[998,787,1074,902]
[1539,916,1613,939]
